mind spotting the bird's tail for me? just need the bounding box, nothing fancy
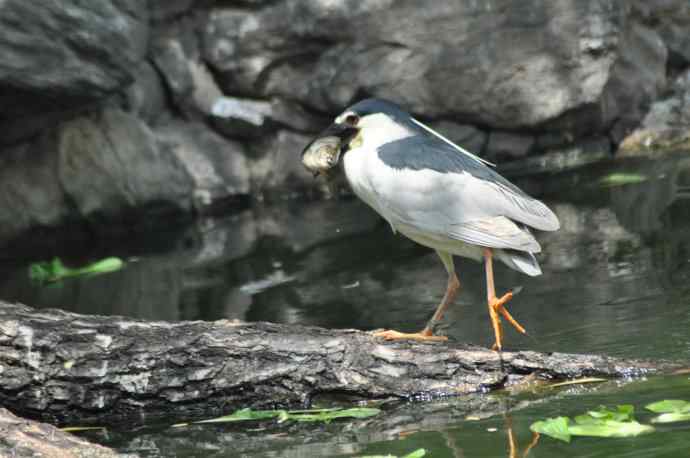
[497,249,542,276]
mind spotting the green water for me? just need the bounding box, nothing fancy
[1,155,689,456]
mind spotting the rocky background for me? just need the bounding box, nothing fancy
[1,0,689,244]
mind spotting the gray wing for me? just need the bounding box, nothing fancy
[370,135,559,252]
[376,135,560,232]
[449,217,541,252]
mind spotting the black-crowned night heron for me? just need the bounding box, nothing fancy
[301,98,559,350]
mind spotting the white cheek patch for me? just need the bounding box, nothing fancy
[358,113,415,149]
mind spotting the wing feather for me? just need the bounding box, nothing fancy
[374,135,560,234]
[448,217,541,252]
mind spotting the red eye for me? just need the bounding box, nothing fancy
[344,114,359,126]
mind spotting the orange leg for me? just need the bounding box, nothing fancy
[374,251,459,343]
[484,248,527,351]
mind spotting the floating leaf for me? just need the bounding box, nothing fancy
[645,400,690,423]
[30,257,124,284]
[568,420,654,438]
[402,449,427,458]
[194,408,285,424]
[645,400,690,414]
[578,405,635,423]
[174,407,381,427]
[650,412,690,424]
[530,416,571,443]
[360,450,426,458]
[531,405,654,443]
[599,173,648,187]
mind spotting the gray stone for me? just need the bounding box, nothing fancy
[122,61,168,125]
[499,137,612,177]
[155,120,251,206]
[0,136,70,242]
[634,0,690,67]
[247,130,315,193]
[203,0,667,136]
[486,131,535,162]
[618,69,690,154]
[0,0,149,141]
[57,109,194,223]
[149,0,196,22]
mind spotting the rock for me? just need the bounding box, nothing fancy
[155,120,251,206]
[428,121,488,157]
[149,0,197,22]
[247,130,315,194]
[210,97,275,138]
[0,0,149,144]
[0,408,121,458]
[151,16,207,117]
[485,131,535,162]
[499,137,612,178]
[0,136,71,243]
[57,109,194,225]
[618,69,690,156]
[634,0,690,67]
[203,0,666,137]
[121,61,168,125]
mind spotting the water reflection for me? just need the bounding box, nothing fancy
[1,156,689,364]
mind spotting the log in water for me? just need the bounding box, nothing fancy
[0,301,667,425]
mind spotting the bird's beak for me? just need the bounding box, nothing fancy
[301,122,359,177]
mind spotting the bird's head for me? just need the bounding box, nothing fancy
[301,98,411,179]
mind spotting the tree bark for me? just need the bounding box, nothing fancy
[0,407,120,457]
[0,301,670,425]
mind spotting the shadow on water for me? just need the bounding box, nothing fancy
[2,154,690,456]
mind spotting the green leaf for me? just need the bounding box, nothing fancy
[651,412,690,424]
[568,420,654,438]
[599,173,648,187]
[29,257,124,284]
[530,416,571,443]
[291,407,381,423]
[360,450,426,458]
[402,449,427,458]
[581,405,635,422]
[645,400,690,414]
[193,408,285,424]
[174,407,381,427]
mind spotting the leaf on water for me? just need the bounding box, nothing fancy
[402,449,427,458]
[549,377,608,388]
[291,407,381,423]
[580,405,635,422]
[360,449,426,458]
[568,420,654,438]
[651,412,690,424]
[193,408,284,424]
[599,173,648,187]
[530,416,571,443]
[645,400,690,414]
[176,407,381,427]
[29,257,125,284]
[645,399,690,423]
[531,405,655,443]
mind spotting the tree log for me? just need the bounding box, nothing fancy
[0,301,669,425]
[0,407,121,457]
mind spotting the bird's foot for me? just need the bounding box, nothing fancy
[372,328,448,342]
[488,290,527,351]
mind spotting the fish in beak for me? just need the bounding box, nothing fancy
[301,122,359,178]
